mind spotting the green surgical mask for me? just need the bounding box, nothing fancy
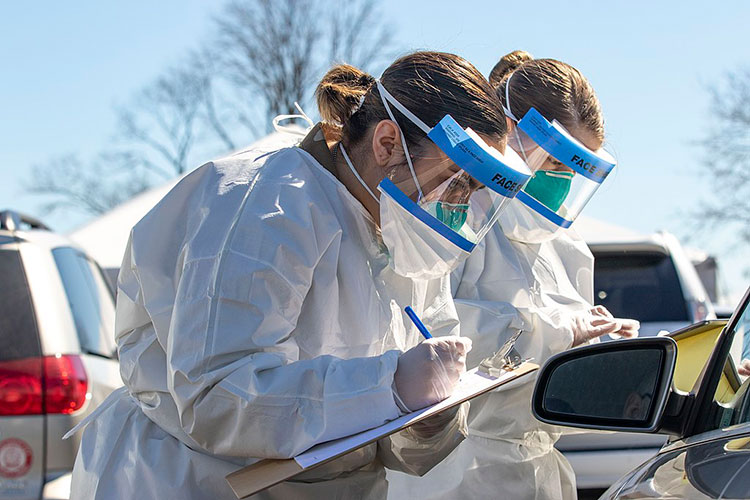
[523,171,574,212]
[423,201,470,231]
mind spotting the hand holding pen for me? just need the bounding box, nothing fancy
[391,306,473,411]
[404,306,432,339]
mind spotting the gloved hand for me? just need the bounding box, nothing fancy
[571,305,640,346]
[408,405,462,439]
[393,336,472,412]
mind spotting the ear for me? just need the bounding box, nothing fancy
[505,116,514,131]
[371,120,403,167]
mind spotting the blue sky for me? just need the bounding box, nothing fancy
[2,1,749,300]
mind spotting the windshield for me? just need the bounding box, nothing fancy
[693,289,750,435]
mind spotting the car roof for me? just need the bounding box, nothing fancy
[573,216,675,254]
[4,228,86,251]
[0,210,87,253]
[587,233,672,254]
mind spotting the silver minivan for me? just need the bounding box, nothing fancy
[0,211,121,500]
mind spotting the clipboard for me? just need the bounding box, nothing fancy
[225,361,538,498]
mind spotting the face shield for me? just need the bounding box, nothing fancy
[374,81,532,253]
[507,107,616,228]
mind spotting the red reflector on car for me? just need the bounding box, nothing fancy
[0,438,33,478]
[0,355,88,416]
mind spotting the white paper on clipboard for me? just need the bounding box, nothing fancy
[295,366,520,468]
[226,362,538,498]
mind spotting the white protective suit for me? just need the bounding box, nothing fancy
[70,125,467,500]
[387,200,594,500]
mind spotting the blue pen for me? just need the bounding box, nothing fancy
[404,306,433,339]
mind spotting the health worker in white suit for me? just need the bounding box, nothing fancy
[68,51,534,500]
[387,50,640,500]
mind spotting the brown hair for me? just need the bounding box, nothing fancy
[490,50,604,146]
[315,51,507,153]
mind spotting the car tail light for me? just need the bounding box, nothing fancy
[0,358,42,415]
[0,355,88,416]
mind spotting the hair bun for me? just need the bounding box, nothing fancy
[315,64,375,126]
[489,50,534,88]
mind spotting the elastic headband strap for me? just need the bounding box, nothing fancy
[339,144,379,203]
[503,72,519,122]
[375,79,425,201]
[376,80,432,134]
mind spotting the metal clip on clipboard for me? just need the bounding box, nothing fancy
[478,329,529,377]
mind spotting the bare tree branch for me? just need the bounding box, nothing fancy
[116,64,204,176]
[694,67,750,246]
[26,0,397,216]
[214,0,394,133]
[328,0,394,68]
[188,49,239,151]
[25,153,152,215]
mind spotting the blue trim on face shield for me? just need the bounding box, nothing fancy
[427,115,531,197]
[379,178,476,252]
[517,108,615,184]
[517,191,574,228]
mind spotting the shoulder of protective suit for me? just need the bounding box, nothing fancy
[132,146,340,254]
[209,147,331,190]
[211,146,347,235]
[206,147,295,191]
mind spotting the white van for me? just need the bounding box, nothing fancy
[0,211,122,500]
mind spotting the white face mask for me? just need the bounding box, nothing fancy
[339,145,470,280]
[498,197,562,244]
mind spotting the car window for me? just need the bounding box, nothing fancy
[691,293,750,434]
[0,248,42,361]
[741,312,750,362]
[52,247,116,358]
[593,251,689,322]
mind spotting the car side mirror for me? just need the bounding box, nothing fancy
[532,337,677,433]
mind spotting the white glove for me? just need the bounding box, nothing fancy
[571,305,640,346]
[408,405,462,439]
[393,336,472,412]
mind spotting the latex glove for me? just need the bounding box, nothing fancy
[739,359,750,377]
[571,305,640,346]
[409,406,460,439]
[393,336,472,412]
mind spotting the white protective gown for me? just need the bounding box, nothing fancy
[387,200,594,500]
[70,126,466,500]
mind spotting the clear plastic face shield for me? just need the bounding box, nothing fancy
[506,107,616,228]
[371,81,532,252]
[502,72,616,228]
